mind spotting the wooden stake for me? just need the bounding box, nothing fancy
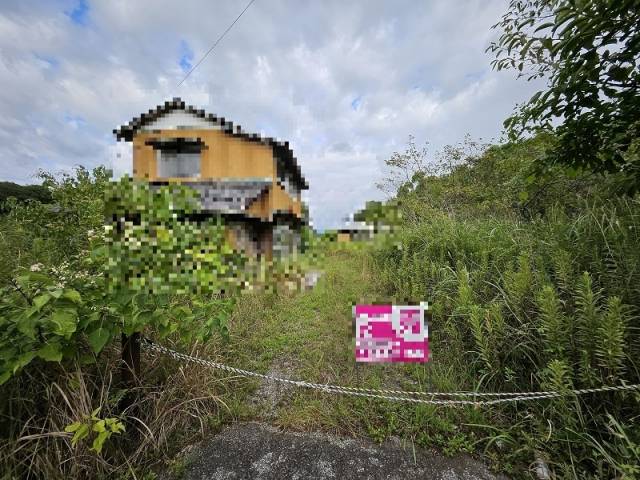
[119,332,141,421]
[120,332,141,385]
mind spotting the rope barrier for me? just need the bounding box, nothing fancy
[140,337,640,407]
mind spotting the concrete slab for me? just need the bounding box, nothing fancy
[172,422,508,480]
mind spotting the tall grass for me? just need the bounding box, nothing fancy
[0,335,235,479]
[371,197,640,477]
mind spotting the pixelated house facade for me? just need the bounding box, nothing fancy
[337,221,375,243]
[114,98,307,259]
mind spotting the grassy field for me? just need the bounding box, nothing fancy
[181,245,499,469]
[3,165,637,479]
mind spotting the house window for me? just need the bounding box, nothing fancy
[157,150,201,178]
[147,138,203,179]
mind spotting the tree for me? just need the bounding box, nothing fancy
[376,135,491,222]
[376,135,430,196]
[0,182,52,212]
[353,200,401,227]
[488,0,640,191]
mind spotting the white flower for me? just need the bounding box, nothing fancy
[30,263,43,272]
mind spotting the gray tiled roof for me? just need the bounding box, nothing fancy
[188,180,271,214]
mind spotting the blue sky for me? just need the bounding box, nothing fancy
[65,0,89,25]
[0,0,543,230]
[179,40,193,72]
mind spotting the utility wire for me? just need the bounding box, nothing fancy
[177,0,257,87]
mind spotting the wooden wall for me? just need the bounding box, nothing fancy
[246,181,302,221]
[131,128,303,223]
[132,129,275,182]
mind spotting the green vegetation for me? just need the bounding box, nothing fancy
[1,152,638,479]
[353,200,402,227]
[0,167,287,478]
[488,0,640,192]
[209,131,639,478]
[1,1,638,478]
[366,133,640,477]
[0,171,240,388]
[0,180,52,210]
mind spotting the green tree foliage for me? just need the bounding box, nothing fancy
[0,166,111,285]
[376,135,432,195]
[378,132,602,222]
[372,134,640,476]
[488,0,640,191]
[102,176,244,296]
[0,181,52,210]
[353,200,402,227]
[0,171,242,386]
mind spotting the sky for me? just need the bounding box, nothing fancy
[0,0,544,231]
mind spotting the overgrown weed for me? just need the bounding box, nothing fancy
[370,197,640,477]
[0,337,232,479]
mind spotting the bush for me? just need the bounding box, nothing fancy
[0,168,262,478]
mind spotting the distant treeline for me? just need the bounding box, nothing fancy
[0,181,52,210]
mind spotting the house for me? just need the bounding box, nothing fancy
[336,221,375,243]
[113,98,308,259]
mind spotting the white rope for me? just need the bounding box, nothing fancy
[140,338,640,407]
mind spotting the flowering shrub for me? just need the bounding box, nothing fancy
[0,174,242,385]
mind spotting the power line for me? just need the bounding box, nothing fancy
[177,0,257,87]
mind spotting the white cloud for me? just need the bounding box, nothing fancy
[0,0,544,230]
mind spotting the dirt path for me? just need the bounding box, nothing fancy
[159,250,512,478]
[171,422,506,480]
[164,299,508,480]
[247,359,296,420]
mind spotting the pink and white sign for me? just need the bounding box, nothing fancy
[354,303,430,363]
